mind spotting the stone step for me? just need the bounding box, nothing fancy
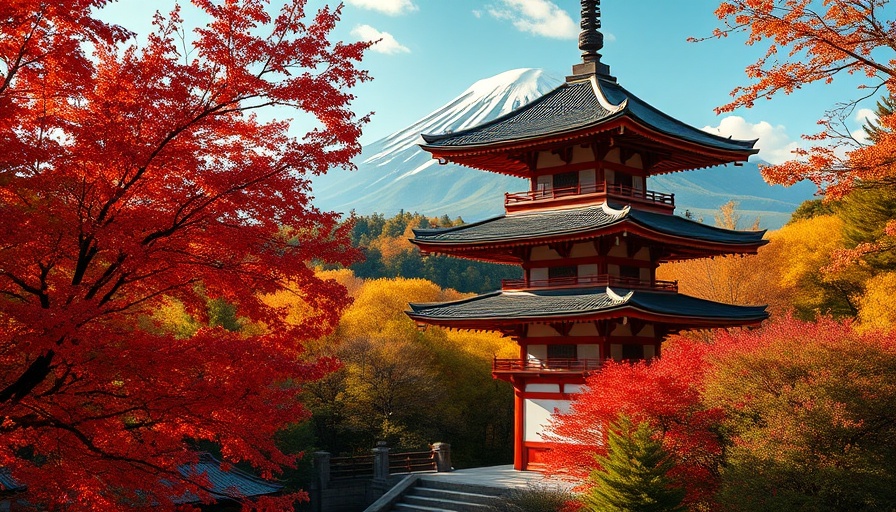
[404,493,494,512]
[416,478,506,497]
[393,503,456,512]
[413,486,501,506]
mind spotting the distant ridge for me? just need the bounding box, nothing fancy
[311,68,814,229]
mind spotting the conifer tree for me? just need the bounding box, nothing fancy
[584,416,686,512]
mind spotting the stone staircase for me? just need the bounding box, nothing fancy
[390,478,504,512]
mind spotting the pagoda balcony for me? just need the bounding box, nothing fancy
[493,357,602,376]
[502,274,678,293]
[504,182,674,213]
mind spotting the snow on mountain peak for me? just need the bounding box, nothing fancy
[362,68,562,165]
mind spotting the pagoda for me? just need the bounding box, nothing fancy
[405,0,769,471]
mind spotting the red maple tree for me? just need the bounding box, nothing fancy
[0,0,368,509]
[544,340,725,510]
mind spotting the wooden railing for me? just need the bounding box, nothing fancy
[330,454,374,480]
[329,448,438,480]
[388,450,437,474]
[493,357,602,373]
[505,182,674,207]
[502,274,678,292]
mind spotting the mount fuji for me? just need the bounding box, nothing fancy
[311,68,814,229]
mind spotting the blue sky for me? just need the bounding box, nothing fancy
[99,0,880,165]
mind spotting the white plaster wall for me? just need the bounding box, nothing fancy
[628,153,644,169]
[531,246,561,261]
[571,146,592,164]
[527,324,558,337]
[528,344,548,360]
[644,345,656,359]
[530,267,548,282]
[580,168,596,192]
[569,323,598,336]
[578,344,600,359]
[605,148,622,164]
[571,242,598,258]
[538,151,565,168]
[611,323,633,337]
[524,398,573,442]
[610,344,623,361]
[579,263,598,277]
[608,242,627,258]
[638,324,656,337]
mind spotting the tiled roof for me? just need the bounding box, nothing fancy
[628,209,766,244]
[0,469,24,493]
[412,203,765,246]
[421,76,757,154]
[176,453,282,503]
[413,203,627,244]
[407,287,768,323]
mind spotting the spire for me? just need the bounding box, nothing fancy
[569,0,614,82]
[578,0,603,61]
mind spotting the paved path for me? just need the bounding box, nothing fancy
[417,465,579,491]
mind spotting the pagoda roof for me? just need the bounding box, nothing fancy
[420,75,758,176]
[411,203,766,261]
[407,287,768,329]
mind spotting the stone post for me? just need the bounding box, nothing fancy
[311,451,330,512]
[432,442,452,472]
[372,441,390,484]
[313,451,331,490]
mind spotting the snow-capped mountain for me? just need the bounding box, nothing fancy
[311,68,814,229]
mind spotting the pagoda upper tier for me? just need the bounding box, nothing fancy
[420,74,758,178]
[411,203,767,264]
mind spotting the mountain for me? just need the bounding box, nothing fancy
[311,68,815,230]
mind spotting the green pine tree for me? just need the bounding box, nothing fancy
[584,415,686,512]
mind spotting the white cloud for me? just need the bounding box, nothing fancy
[351,25,410,55]
[703,116,800,165]
[487,0,577,39]
[852,107,878,143]
[345,0,417,16]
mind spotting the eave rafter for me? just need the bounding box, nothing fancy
[422,116,754,178]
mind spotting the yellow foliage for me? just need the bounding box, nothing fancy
[858,272,896,333]
[767,214,845,289]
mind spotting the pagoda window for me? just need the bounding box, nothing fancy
[613,171,633,189]
[621,344,644,361]
[535,174,552,196]
[548,344,577,360]
[553,171,578,193]
[548,266,577,281]
[619,265,640,280]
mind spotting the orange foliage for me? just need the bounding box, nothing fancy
[705,0,896,197]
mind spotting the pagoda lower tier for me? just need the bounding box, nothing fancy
[407,287,768,470]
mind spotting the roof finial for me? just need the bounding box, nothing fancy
[569,0,614,81]
[579,0,603,62]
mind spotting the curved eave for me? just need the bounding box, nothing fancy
[407,303,768,331]
[420,117,757,177]
[412,216,768,261]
